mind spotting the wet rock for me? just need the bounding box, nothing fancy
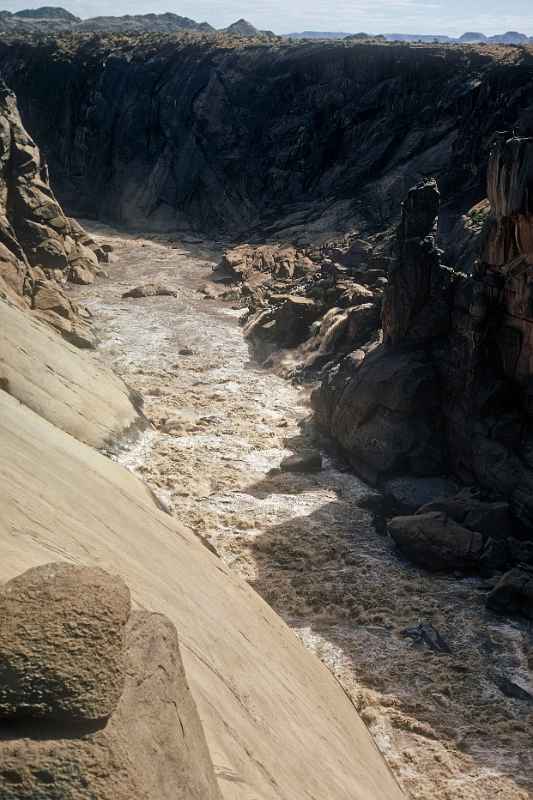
[388,511,484,572]
[0,562,130,721]
[314,347,443,483]
[384,476,459,513]
[245,295,320,356]
[486,566,533,619]
[402,623,452,654]
[418,490,513,540]
[494,675,533,704]
[122,283,177,299]
[279,449,322,473]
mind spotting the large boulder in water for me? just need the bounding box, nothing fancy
[388,511,484,572]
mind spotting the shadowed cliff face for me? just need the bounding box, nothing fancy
[0,37,532,238]
[315,135,533,579]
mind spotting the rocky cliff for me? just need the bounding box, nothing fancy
[314,134,533,591]
[0,80,108,347]
[0,37,532,239]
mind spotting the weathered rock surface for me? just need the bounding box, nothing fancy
[0,299,143,448]
[0,563,130,721]
[0,81,106,345]
[0,564,222,800]
[0,389,404,800]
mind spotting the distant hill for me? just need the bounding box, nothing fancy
[287,31,353,39]
[383,33,454,42]
[459,32,488,43]
[13,5,78,19]
[489,31,529,44]
[224,18,257,36]
[77,13,214,33]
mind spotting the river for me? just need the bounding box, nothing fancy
[74,223,532,800]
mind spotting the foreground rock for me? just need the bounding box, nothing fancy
[0,389,404,800]
[0,563,222,800]
[0,563,130,721]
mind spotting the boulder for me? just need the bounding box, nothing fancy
[388,511,484,572]
[279,449,322,473]
[245,295,319,353]
[122,283,178,299]
[418,491,513,540]
[314,346,443,483]
[486,566,533,619]
[384,476,459,512]
[0,565,222,800]
[0,563,130,722]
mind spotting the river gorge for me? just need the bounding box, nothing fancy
[70,223,532,800]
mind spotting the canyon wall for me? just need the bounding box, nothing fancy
[315,134,533,573]
[0,80,108,347]
[0,37,532,239]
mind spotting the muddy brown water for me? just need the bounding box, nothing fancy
[74,223,532,800]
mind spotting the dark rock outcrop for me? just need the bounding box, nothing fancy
[0,563,222,800]
[0,81,106,347]
[388,511,484,572]
[1,38,532,237]
[487,565,533,618]
[316,133,533,574]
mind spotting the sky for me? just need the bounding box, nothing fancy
[1,0,532,36]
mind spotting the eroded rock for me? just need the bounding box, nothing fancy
[0,563,222,800]
[0,81,104,346]
[0,562,130,722]
[388,512,484,572]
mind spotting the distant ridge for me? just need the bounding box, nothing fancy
[288,29,532,44]
[0,9,530,42]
